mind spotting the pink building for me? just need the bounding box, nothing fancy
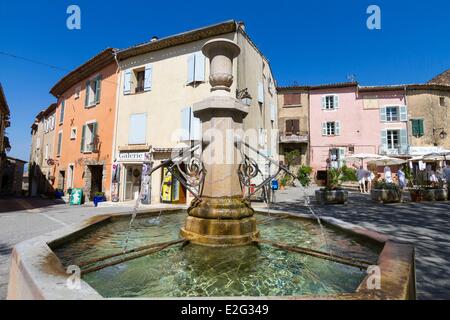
[309,83,408,176]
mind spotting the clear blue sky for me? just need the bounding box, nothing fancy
[1,0,449,162]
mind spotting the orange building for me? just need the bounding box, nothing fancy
[50,49,118,201]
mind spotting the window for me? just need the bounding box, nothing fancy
[257,82,264,103]
[322,95,339,110]
[135,70,145,93]
[268,78,275,95]
[411,119,424,137]
[187,52,205,85]
[70,127,77,140]
[85,75,102,107]
[440,97,446,106]
[128,114,147,145]
[330,148,345,169]
[75,86,81,99]
[57,131,62,156]
[81,122,98,152]
[36,137,41,149]
[59,100,65,123]
[44,145,49,160]
[386,107,399,121]
[270,103,277,122]
[283,93,301,106]
[285,119,299,135]
[387,130,399,149]
[322,121,341,136]
[180,107,201,141]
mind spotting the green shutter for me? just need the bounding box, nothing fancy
[92,122,98,151]
[85,80,90,107]
[411,119,419,137]
[80,125,86,152]
[94,75,102,104]
[418,119,424,136]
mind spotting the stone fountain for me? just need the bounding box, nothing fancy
[180,39,258,246]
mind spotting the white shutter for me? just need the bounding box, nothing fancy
[380,107,387,122]
[180,107,191,141]
[321,96,326,110]
[334,95,340,109]
[187,54,195,84]
[270,103,276,122]
[144,64,153,91]
[123,69,132,95]
[322,122,327,136]
[258,82,264,103]
[335,121,341,135]
[400,128,408,153]
[194,52,205,82]
[399,105,407,121]
[258,128,266,146]
[190,108,201,141]
[381,129,388,152]
[128,113,147,145]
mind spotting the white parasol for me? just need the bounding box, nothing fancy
[343,153,383,167]
[367,156,407,166]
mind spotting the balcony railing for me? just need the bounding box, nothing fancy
[279,131,309,144]
[379,145,409,156]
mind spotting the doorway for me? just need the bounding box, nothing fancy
[58,170,65,191]
[89,165,103,200]
[125,165,142,201]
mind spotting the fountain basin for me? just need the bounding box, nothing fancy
[7,208,415,300]
[371,189,402,203]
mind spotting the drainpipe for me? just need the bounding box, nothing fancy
[111,49,122,201]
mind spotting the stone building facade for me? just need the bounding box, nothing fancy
[0,83,11,191]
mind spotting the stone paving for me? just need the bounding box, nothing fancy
[0,189,449,300]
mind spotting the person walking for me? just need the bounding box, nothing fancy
[357,166,367,194]
[366,170,375,193]
[384,166,393,183]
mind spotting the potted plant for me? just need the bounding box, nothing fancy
[409,187,424,202]
[421,185,448,201]
[297,165,312,187]
[93,192,106,207]
[371,180,402,203]
[315,167,348,204]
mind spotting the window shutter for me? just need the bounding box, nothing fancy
[123,69,131,95]
[258,82,264,103]
[187,54,195,84]
[128,114,147,145]
[411,119,418,136]
[399,105,407,121]
[144,64,153,91]
[60,100,65,123]
[94,75,102,104]
[92,122,98,151]
[180,107,191,141]
[322,122,327,136]
[292,120,300,133]
[380,107,387,122]
[258,128,266,146]
[321,96,326,110]
[335,121,341,135]
[381,129,388,152]
[80,125,86,152]
[194,52,205,82]
[418,119,424,136]
[51,116,55,130]
[57,132,62,156]
[334,95,340,109]
[270,103,276,122]
[85,80,91,106]
[190,108,201,140]
[400,128,408,153]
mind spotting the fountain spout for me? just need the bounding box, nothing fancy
[180,39,259,246]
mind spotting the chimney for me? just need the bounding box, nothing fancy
[151,36,158,42]
[238,21,245,31]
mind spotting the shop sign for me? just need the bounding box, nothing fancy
[118,152,150,162]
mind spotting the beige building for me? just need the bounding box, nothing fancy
[0,83,11,191]
[112,20,278,204]
[276,87,309,166]
[29,103,57,196]
[406,84,450,155]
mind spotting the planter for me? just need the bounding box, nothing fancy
[371,189,401,203]
[315,189,348,204]
[93,195,106,207]
[422,188,447,201]
[409,190,423,203]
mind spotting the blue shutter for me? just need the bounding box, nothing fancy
[399,105,408,121]
[258,82,264,103]
[194,52,205,82]
[381,129,388,152]
[144,64,153,92]
[180,107,191,141]
[92,122,98,151]
[128,114,147,145]
[187,54,195,84]
[190,108,201,141]
[123,69,131,95]
[380,107,387,122]
[400,128,408,154]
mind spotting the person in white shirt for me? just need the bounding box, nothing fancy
[365,170,375,193]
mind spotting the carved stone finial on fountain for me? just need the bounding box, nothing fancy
[180,39,259,246]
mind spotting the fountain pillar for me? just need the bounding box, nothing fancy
[180,39,259,246]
